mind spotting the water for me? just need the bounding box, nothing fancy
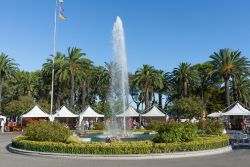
[80,132,156,142]
[108,16,129,135]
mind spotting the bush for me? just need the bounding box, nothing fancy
[198,120,224,135]
[145,120,165,131]
[24,120,72,142]
[94,122,104,130]
[12,135,229,154]
[153,122,198,143]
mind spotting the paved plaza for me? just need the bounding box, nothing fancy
[1,133,250,167]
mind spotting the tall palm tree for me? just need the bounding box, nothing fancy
[75,58,93,107]
[66,47,86,108]
[173,62,196,97]
[42,53,68,109]
[0,53,18,112]
[210,49,250,107]
[154,70,165,109]
[134,65,163,110]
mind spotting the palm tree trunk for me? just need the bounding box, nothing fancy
[81,80,87,106]
[184,81,188,97]
[145,88,150,110]
[232,75,238,102]
[56,82,61,109]
[224,78,230,108]
[158,92,163,109]
[70,75,75,108]
[0,76,3,113]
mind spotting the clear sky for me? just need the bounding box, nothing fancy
[0,0,250,73]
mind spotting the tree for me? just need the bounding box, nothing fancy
[66,47,86,108]
[0,53,18,113]
[75,58,93,107]
[170,96,203,118]
[42,53,68,109]
[234,77,250,107]
[3,96,34,117]
[173,62,198,97]
[210,49,250,107]
[134,65,163,110]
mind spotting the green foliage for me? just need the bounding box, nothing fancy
[3,96,34,117]
[198,119,225,135]
[93,122,104,130]
[12,135,229,154]
[145,120,165,131]
[37,99,50,113]
[170,96,203,118]
[24,120,72,142]
[153,122,198,143]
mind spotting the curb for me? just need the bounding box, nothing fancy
[8,145,232,160]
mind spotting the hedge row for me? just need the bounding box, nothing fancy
[12,135,229,154]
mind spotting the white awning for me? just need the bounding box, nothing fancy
[79,106,104,118]
[142,106,166,117]
[79,106,104,125]
[207,112,223,118]
[116,106,139,117]
[53,106,78,118]
[21,105,51,118]
[223,103,250,116]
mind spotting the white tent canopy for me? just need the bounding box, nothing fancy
[116,106,139,117]
[223,103,250,116]
[53,106,78,118]
[21,105,51,119]
[79,106,104,125]
[142,106,166,117]
[0,115,6,122]
[207,111,223,118]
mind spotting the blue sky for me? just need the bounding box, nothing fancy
[0,0,250,73]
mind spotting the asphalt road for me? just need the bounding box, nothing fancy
[1,133,250,167]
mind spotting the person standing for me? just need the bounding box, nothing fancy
[243,118,248,131]
[1,119,5,133]
[9,120,14,132]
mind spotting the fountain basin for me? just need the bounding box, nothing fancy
[80,132,156,142]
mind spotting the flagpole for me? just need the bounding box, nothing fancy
[50,0,58,115]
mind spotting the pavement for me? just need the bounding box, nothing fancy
[1,133,250,167]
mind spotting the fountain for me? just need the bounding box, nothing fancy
[108,16,129,136]
[79,17,155,142]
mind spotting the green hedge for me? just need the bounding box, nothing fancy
[24,120,72,142]
[12,135,229,154]
[153,122,198,143]
[198,120,225,135]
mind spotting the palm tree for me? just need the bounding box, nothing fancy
[134,65,163,110]
[0,53,18,112]
[173,62,196,97]
[42,53,68,109]
[210,49,250,107]
[234,76,250,107]
[154,70,165,109]
[67,48,86,108]
[76,58,93,107]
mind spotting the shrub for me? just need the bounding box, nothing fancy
[198,119,224,135]
[145,120,165,131]
[12,135,229,154]
[153,122,198,143]
[94,122,104,130]
[24,120,72,142]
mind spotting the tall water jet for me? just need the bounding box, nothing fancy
[108,16,129,135]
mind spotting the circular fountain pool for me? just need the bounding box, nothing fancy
[80,132,156,142]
